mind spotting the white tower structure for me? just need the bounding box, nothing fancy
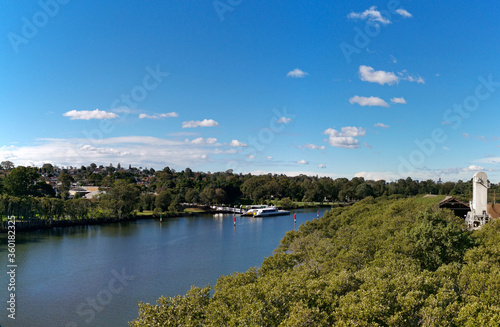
[466,171,490,229]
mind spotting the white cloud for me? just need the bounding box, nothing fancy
[390,97,407,104]
[276,117,292,124]
[396,8,413,18]
[467,165,484,171]
[287,68,308,78]
[373,123,389,128]
[324,127,366,149]
[359,65,425,85]
[182,119,219,128]
[349,96,389,108]
[139,112,178,119]
[318,164,326,168]
[359,65,399,85]
[463,133,470,139]
[267,156,273,160]
[348,6,391,24]
[230,140,248,147]
[63,109,118,120]
[300,144,325,150]
[297,159,308,165]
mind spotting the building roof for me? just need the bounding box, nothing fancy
[438,196,470,208]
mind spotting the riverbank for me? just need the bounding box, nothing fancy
[0,209,208,233]
[1,202,348,233]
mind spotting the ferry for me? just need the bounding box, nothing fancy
[243,206,290,217]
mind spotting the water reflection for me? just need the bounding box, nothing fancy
[0,207,329,327]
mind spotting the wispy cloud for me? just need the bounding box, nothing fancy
[286,68,308,78]
[182,119,219,128]
[349,95,389,108]
[373,123,389,128]
[139,112,178,119]
[396,8,413,18]
[318,164,326,168]
[276,117,292,124]
[476,157,500,164]
[324,126,366,149]
[348,6,391,24]
[297,159,308,165]
[187,137,218,145]
[300,144,325,150]
[0,136,238,168]
[63,109,118,120]
[390,97,407,104]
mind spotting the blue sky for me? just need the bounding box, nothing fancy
[1,0,499,182]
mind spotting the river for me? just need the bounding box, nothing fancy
[0,207,329,327]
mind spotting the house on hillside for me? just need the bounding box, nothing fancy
[438,196,470,218]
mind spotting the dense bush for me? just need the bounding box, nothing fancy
[130,196,500,326]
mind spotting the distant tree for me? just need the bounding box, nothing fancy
[168,195,183,213]
[4,166,40,196]
[185,188,200,203]
[155,190,171,212]
[34,181,56,197]
[214,188,227,204]
[88,173,103,186]
[200,187,216,205]
[1,161,15,170]
[106,180,140,219]
[57,171,74,196]
[41,163,54,174]
[279,197,294,209]
[106,164,114,174]
[139,193,156,211]
[355,183,374,200]
[184,167,194,178]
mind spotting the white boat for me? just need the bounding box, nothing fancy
[241,205,268,216]
[244,206,290,217]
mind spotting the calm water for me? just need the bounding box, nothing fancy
[0,207,328,327]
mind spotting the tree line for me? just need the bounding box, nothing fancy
[0,161,497,225]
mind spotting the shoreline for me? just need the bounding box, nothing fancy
[1,202,345,233]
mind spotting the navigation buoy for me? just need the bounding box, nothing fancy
[234,216,236,226]
[317,211,319,218]
[294,213,296,223]
[160,214,163,223]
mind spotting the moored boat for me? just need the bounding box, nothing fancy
[243,205,290,217]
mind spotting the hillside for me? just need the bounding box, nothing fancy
[130,196,500,326]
